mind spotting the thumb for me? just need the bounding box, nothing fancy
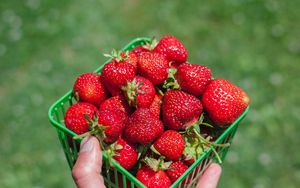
[196,163,222,188]
[72,136,106,188]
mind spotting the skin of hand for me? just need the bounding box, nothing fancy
[72,136,222,188]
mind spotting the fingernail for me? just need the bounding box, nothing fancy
[80,137,94,153]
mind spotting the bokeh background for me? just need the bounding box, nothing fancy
[1,0,300,187]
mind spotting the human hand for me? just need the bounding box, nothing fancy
[72,136,222,188]
[72,136,105,188]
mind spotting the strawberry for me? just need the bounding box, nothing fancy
[124,108,164,145]
[75,108,127,145]
[64,102,99,135]
[202,78,250,127]
[73,72,108,106]
[153,130,185,161]
[132,45,150,57]
[101,50,137,95]
[122,76,155,108]
[110,137,138,170]
[99,95,133,116]
[131,38,158,57]
[136,165,172,188]
[105,49,138,69]
[149,94,162,119]
[138,52,169,85]
[176,63,212,97]
[97,109,127,144]
[166,161,188,182]
[162,90,203,130]
[120,51,138,69]
[154,35,188,64]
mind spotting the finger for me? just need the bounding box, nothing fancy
[196,163,222,188]
[72,136,106,188]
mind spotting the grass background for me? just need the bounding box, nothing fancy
[1,0,300,187]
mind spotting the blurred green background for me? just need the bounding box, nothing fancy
[1,0,300,187]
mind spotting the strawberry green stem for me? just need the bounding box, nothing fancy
[73,112,108,150]
[104,49,129,62]
[163,68,180,90]
[191,127,229,163]
[199,122,214,128]
[211,147,222,164]
[156,87,164,96]
[142,37,158,51]
[137,144,151,168]
[105,147,116,168]
[121,78,144,108]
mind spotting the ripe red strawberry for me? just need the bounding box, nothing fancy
[132,45,150,57]
[101,50,137,95]
[176,63,212,97]
[122,76,155,108]
[74,108,127,145]
[73,72,108,106]
[153,130,185,161]
[149,94,162,119]
[104,83,123,96]
[111,137,138,170]
[202,78,250,126]
[154,35,188,64]
[136,165,172,188]
[162,90,203,130]
[166,161,188,182]
[119,51,138,69]
[131,38,158,57]
[64,102,99,135]
[97,109,127,144]
[124,108,164,145]
[138,52,169,85]
[99,95,133,116]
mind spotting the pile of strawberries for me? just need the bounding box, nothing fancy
[64,35,250,187]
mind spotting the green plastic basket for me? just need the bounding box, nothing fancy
[48,37,249,188]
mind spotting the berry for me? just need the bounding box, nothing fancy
[124,108,164,145]
[153,130,185,161]
[138,52,169,85]
[132,45,150,57]
[101,50,137,95]
[99,95,133,116]
[154,35,188,64]
[131,38,158,57]
[122,76,155,108]
[176,63,212,97]
[120,51,138,70]
[64,102,99,135]
[136,165,172,188]
[162,90,203,130]
[202,78,250,126]
[97,109,126,144]
[73,72,108,106]
[166,161,188,182]
[111,137,138,170]
[149,94,163,119]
